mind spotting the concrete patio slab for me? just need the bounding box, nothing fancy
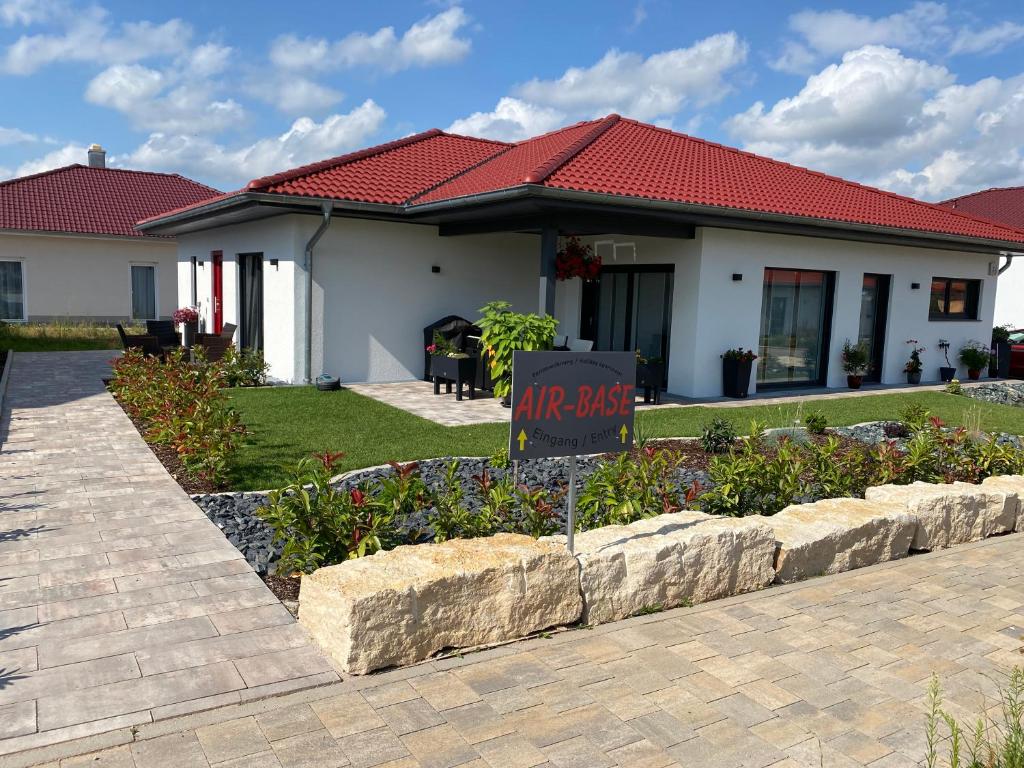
[0,351,339,760]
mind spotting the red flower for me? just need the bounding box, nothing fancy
[351,488,366,507]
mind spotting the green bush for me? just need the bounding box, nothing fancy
[109,348,245,484]
[476,301,558,400]
[700,417,737,454]
[946,379,965,395]
[576,448,692,529]
[900,403,931,431]
[804,410,827,435]
[221,346,270,387]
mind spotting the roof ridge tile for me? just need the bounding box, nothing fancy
[523,114,621,184]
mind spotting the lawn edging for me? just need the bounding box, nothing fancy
[299,476,1024,675]
[0,349,12,421]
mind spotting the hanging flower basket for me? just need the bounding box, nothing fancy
[556,236,602,281]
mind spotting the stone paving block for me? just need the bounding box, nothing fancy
[300,534,582,674]
[255,703,324,742]
[271,730,351,768]
[0,609,125,653]
[131,731,211,768]
[196,716,270,764]
[0,700,36,739]
[233,644,337,688]
[565,512,776,625]
[122,586,280,628]
[37,581,198,622]
[865,481,1000,549]
[208,603,296,635]
[37,616,219,668]
[60,744,136,767]
[312,693,386,739]
[761,498,917,583]
[36,661,246,731]
[336,726,411,768]
[136,623,310,676]
[473,732,548,768]
[0,652,140,707]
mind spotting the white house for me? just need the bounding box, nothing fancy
[139,116,1024,397]
[940,186,1024,329]
[0,145,220,324]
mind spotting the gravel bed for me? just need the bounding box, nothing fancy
[194,454,708,575]
[193,419,1023,576]
[963,382,1024,407]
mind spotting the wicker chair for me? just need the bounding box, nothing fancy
[116,324,162,357]
[145,320,180,348]
[195,335,233,362]
[220,322,237,340]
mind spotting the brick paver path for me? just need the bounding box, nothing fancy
[0,352,338,760]
[20,531,1023,768]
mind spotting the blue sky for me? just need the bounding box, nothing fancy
[1,0,1024,201]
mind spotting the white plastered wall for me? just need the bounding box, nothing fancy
[0,231,177,321]
[994,261,1024,328]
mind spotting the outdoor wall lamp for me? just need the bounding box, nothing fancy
[911,282,921,290]
[269,258,279,269]
[431,265,441,274]
[732,273,743,281]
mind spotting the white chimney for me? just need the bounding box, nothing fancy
[87,144,106,169]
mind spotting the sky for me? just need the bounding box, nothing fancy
[1,0,1024,202]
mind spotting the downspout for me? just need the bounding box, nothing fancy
[303,201,333,384]
[998,252,1018,275]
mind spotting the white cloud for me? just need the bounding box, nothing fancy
[0,0,62,25]
[270,6,471,74]
[15,142,85,176]
[0,125,38,145]
[252,75,344,115]
[84,62,244,134]
[449,33,748,141]
[447,97,564,142]
[1,6,190,74]
[120,99,387,187]
[773,3,1024,73]
[728,45,1024,200]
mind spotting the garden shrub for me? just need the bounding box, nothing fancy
[221,346,270,387]
[109,348,245,484]
[259,452,396,574]
[946,379,964,395]
[803,410,827,435]
[900,403,931,431]
[700,417,737,454]
[429,459,499,542]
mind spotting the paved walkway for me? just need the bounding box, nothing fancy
[0,352,338,760]
[347,378,1016,427]
[17,531,1023,768]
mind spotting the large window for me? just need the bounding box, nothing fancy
[758,268,835,387]
[929,278,980,320]
[131,264,157,320]
[0,260,25,321]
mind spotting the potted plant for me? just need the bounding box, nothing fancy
[555,236,602,281]
[427,331,476,400]
[721,347,757,398]
[172,306,199,349]
[903,339,925,385]
[992,324,1012,378]
[958,340,990,380]
[477,301,558,406]
[937,339,956,382]
[636,351,666,403]
[840,339,869,389]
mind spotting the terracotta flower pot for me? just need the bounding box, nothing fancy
[967,369,981,381]
[847,375,863,389]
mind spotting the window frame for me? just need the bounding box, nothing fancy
[928,277,981,321]
[129,262,159,322]
[0,259,27,322]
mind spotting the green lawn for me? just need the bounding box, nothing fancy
[0,322,134,352]
[225,387,1024,491]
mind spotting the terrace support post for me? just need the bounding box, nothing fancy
[539,226,558,317]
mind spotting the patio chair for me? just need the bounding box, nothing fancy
[145,320,180,348]
[554,335,569,350]
[116,323,162,357]
[220,322,237,340]
[568,338,594,352]
[195,335,233,363]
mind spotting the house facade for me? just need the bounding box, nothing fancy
[940,187,1024,329]
[141,116,1023,397]
[0,146,220,324]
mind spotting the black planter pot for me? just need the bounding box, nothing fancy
[906,371,922,385]
[430,355,477,401]
[636,361,665,404]
[722,357,753,398]
[939,366,957,382]
[182,321,197,349]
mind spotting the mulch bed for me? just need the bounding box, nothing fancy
[263,573,301,602]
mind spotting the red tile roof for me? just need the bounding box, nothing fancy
[939,187,1024,231]
[0,164,220,238]
[142,115,1024,247]
[247,129,510,204]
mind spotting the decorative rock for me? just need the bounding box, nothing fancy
[951,481,1017,536]
[864,481,1005,550]
[298,533,582,675]
[558,512,775,625]
[980,475,1024,531]
[760,499,916,584]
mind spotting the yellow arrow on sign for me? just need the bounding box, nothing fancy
[517,429,527,451]
[619,425,628,444]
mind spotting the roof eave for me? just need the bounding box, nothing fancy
[409,184,1024,253]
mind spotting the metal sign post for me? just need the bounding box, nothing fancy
[509,351,636,553]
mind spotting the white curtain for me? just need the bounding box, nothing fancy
[131,265,156,320]
[0,261,24,320]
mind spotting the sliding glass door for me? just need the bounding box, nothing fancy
[757,268,835,388]
[858,274,891,383]
[238,253,264,351]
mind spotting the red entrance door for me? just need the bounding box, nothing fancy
[211,251,223,334]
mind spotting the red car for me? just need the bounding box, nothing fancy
[1010,330,1024,378]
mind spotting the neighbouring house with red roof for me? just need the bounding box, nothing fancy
[139,115,1024,396]
[939,187,1024,329]
[0,145,220,324]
